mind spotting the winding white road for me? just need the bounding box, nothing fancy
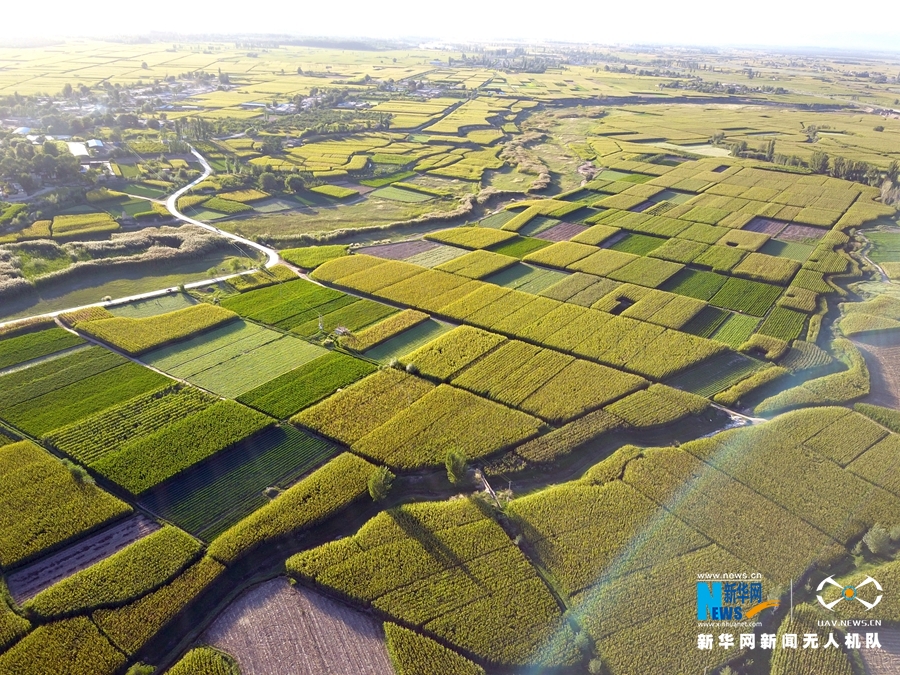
[167,147,281,269]
[0,145,284,330]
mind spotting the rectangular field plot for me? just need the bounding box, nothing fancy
[709,277,782,316]
[363,319,453,363]
[866,229,900,263]
[108,293,198,318]
[0,347,169,437]
[356,240,439,261]
[404,243,469,268]
[534,221,590,242]
[238,352,377,419]
[6,514,159,604]
[140,425,339,540]
[664,351,766,398]
[759,239,815,262]
[143,321,327,398]
[483,263,568,295]
[0,327,84,372]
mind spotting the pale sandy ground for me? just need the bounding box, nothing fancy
[861,627,900,674]
[203,577,394,675]
[854,333,900,409]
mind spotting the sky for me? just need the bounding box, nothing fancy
[8,0,900,52]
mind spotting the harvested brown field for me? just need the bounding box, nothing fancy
[853,332,900,409]
[779,224,826,242]
[357,240,439,260]
[860,627,900,674]
[6,514,159,604]
[203,577,394,675]
[744,217,787,236]
[535,221,590,242]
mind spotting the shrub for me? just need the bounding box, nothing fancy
[446,449,467,484]
[368,465,395,501]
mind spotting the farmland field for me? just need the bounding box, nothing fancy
[140,425,340,539]
[142,320,327,398]
[204,578,394,675]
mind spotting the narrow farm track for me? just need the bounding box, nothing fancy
[0,146,285,332]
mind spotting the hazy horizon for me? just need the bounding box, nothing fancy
[6,0,900,53]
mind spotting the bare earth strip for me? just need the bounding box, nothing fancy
[853,333,900,409]
[861,627,900,674]
[6,513,159,604]
[203,577,394,675]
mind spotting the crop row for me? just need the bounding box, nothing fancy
[0,441,131,568]
[756,338,868,414]
[385,623,485,675]
[202,196,253,214]
[0,346,123,411]
[770,605,854,675]
[313,255,727,381]
[605,384,708,428]
[208,452,377,564]
[2,360,169,438]
[707,276,783,316]
[342,309,429,352]
[0,616,124,675]
[435,249,517,279]
[145,425,338,539]
[402,325,507,382]
[425,227,517,250]
[685,409,900,545]
[26,526,201,619]
[226,264,297,293]
[803,408,889,466]
[93,400,274,495]
[757,306,807,341]
[46,385,215,465]
[453,340,647,424]
[220,277,349,328]
[508,479,709,598]
[0,594,29,651]
[354,384,542,468]
[294,369,435,446]
[732,251,801,286]
[169,647,239,675]
[515,409,625,465]
[623,444,843,582]
[76,304,238,356]
[239,352,376,419]
[288,499,577,667]
[0,328,84,371]
[93,556,225,655]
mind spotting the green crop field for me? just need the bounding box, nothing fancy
[140,425,341,539]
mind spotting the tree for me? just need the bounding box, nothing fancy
[368,465,394,501]
[887,160,899,183]
[42,140,58,157]
[258,172,279,191]
[446,449,467,484]
[863,524,891,556]
[832,155,847,179]
[809,150,829,174]
[765,139,776,162]
[285,174,304,192]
